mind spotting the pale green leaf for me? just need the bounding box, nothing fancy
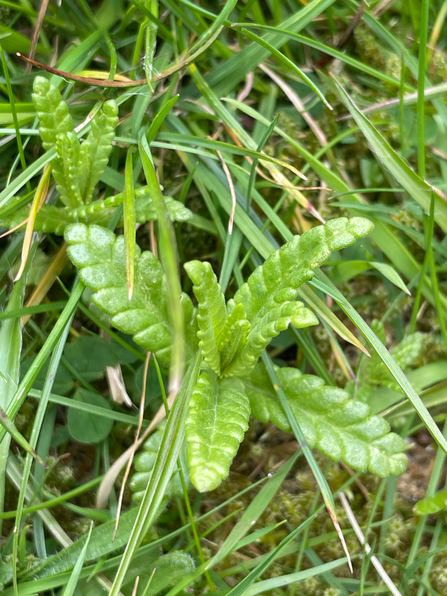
[245,364,408,477]
[65,224,197,367]
[184,260,227,374]
[185,372,250,492]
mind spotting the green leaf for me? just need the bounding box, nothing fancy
[22,508,140,580]
[330,260,411,294]
[78,100,118,204]
[0,204,75,235]
[65,224,196,367]
[185,372,250,492]
[54,131,82,208]
[78,194,193,228]
[67,389,113,444]
[414,487,447,515]
[229,217,373,324]
[245,363,408,477]
[222,301,318,377]
[123,151,136,299]
[118,550,195,596]
[61,523,93,596]
[0,193,192,236]
[362,332,425,392]
[369,262,410,294]
[239,27,332,110]
[31,76,73,151]
[63,335,117,382]
[130,424,190,503]
[21,357,74,396]
[139,139,186,389]
[184,260,227,374]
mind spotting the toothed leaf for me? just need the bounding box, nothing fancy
[222,300,318,377]
[245,363,407,477]
[32,76,73,151]
[185,372,250,492]
[78,100,118,204]
[53,131,83,208]
[65,223,197,367]
[363,332,424,392]
[219,318,250,371]
[231,217,374,323]
[184,261,227,374]
[0,204,75,234]
[67,190,192,228]
[0,193,194,236]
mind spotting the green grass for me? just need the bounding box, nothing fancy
[1,1,447,595]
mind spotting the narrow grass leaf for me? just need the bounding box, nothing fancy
[146,95,179,144]
[235,25,403,88]
[222,98,442,310]
[0,276,27,536]
[239,28,332,110]
[108,354,201,596]
[123,151,136,300]
[332,76,447,233]
[0,408,46,467]
[0,282,84,444]
[164,451,301,596]
[60,523,93,596]
[319,271,447,455]
[225,516,315,596]
[139,138,185,392]
[262,353,353,573]
[206,0,337,93]
[12,314,74,591]
[242,558,348,596]
[370,262,411,295]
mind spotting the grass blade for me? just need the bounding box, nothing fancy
[139,137,185,392]
[332,75,447,233]
[108,354,201,596]
[238,27,332,110]
[123,151,136,300]
[61,524,93,596]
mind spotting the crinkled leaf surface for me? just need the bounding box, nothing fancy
[245,363,407,477]
[229,217,374,323]
[32,76,73,151]
[0,195,191,236]
[219,218,373,376]
[78,100,118,204]
[223,300,318,377]
[185,371,250,492]
[65,224,197,367]
[54,131,82,208]
[185,260,227,374]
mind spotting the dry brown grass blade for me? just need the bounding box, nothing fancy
[14,165,51,282]
[26,0,50,74]
[216,150,236,234]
